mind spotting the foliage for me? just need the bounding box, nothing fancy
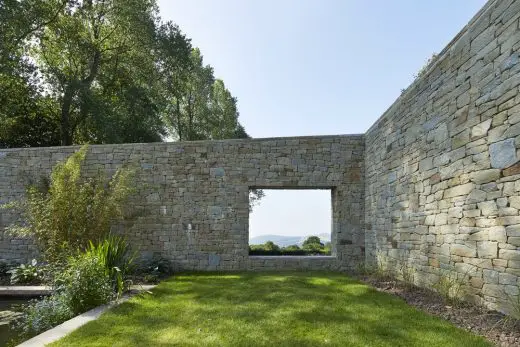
[399,262,416,289]
[0,0,63,148]
[12,292,74,341]
[1,0,263,206]
[55,252,113,315]
[355,262,378,276]
[372,251,393,280]
[0,261,9,276]
[413,53,439,79]
[505,293,520,321]
[0,0,252,148]
[1,0,264,206]
[85,234,136,296]
[138,255,173,283]
[249,237,331,256]
[500,292,520,329]
[284,245,302,252]
[263,241,280,252]
[302,236,325,252]
[4,145,135,263]
[432,271,467,305]
[8,259,44,285]
[248,189,265,212]
[11,241,134,342]
[50,273,490,347]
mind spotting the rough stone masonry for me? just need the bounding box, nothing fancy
[365,0,520,313]
[1,0,520,313]
[0,137,365,272]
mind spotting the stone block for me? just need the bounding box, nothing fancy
[444,183,474,198]
[497,216,520,225]
[508,237,520,246]
[509,196,520,209]
[478,200,498,216]
[434,213,448,226]
[499,273,518,285]
[502,162,520,176]
[451,243,477,257]
[490,139,518,169]
[482,284,503,298]
[466,189,487,203]
[505,224,520,236]
[471,119,492,138]
[469,169,501,184]
[499,207,518,216]
[499,249,520,261]
[477,241,498,258]
[452,129,471,149]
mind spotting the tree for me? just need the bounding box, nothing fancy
[284,245,301,252]
[34,0,163,145]
[263,241,280,252]
[157,40,264,208]
[0,0,261,195]
[0,0,65,148]
[302,236,324,252]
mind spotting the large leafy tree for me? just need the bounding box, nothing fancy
[159,46,247,142]
[34,0,163,145]
[0,0,65,148]
[1,0,262,206]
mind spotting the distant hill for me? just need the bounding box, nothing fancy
[249,233,331,247]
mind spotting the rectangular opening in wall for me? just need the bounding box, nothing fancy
[248,188,332,256]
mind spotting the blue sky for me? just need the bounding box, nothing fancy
[158,0,488,238]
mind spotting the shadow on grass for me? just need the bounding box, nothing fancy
[50,272,491,347]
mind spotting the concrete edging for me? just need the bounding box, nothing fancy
[15,285,156,347]
[0,286,51,297]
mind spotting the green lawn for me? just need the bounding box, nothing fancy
[51,272,490,347]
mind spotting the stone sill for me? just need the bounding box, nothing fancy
[0,286,51,296]
[249,256,336,260]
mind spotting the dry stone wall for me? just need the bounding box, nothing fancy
[365,0,520,312]
[1,0,520,313]
[0,136,365,271]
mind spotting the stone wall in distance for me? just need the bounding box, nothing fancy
[0,135,365,272]
[364,0,520,312]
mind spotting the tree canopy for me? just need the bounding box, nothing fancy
[0,0,249,148]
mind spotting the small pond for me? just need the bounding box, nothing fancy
[0,296,37,347]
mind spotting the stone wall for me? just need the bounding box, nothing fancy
[2,0,520,313]
[365,0,520,312]
[0,135,365,271]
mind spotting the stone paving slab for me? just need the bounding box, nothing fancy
[0,286,51,296]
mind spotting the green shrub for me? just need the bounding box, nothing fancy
[0,261,9,276]
[373,252,392,281]
[56,253,113,315]
[399,262,416,289]
[8,259,44,285]
[139,255,173,283]
[355,263,378,276]
[3,145,135,263]
[302,236,324,252]
[248,237,331,256]
[433,271,466,304]
[506,293,520,321]
[86,234,136,296]
[12,292,74,339]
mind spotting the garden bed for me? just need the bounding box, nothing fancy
[360,275,520,347]
[0,296,38,347]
